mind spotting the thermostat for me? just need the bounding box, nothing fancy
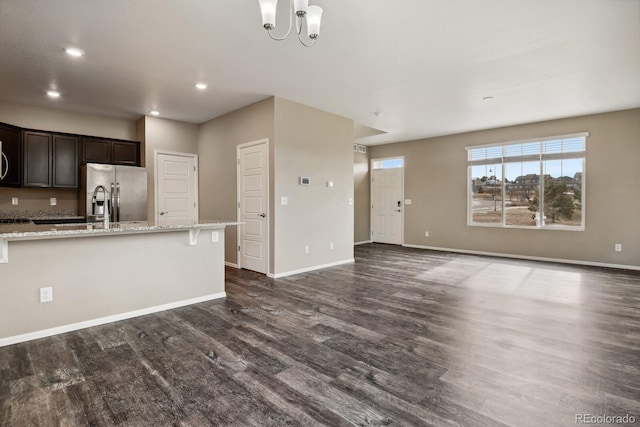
[299,176,310,185]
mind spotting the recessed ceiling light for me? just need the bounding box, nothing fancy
[482,96,494,102]
[65,47,84,57]
[150,110,160,116]
[195,83,207,90]
[47,90,61,98]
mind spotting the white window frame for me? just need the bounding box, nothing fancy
[466,132,587,231]
[371,156,404,170]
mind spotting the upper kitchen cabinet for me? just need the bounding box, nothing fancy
[53,135,79,188]
[23,131,52,187]
[0,122,22,187]
[81,138,140,166]
[82,137,111,164]
[112,140,139,165]
[23,131,80,188]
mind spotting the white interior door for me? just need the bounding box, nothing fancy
[156,152,197,224]
[238,140,269,274]
[372,168,403,244]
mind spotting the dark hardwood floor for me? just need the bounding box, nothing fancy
[2,243,640,426]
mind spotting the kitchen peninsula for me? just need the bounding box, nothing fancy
[0,219,239,346]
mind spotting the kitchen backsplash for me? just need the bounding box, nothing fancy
[0,209,78,219]
[0,188,79,217]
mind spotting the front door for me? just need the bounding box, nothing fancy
[238,140,269,274]
[156,152,198,224]
[371,168,403,244]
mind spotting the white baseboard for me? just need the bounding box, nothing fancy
[268,258,355,278]
[0,292,227,348]
[402,244,640,271]
[225,261,239,269]
[354,240,372,246]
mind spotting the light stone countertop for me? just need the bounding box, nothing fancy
[0,219,241,241]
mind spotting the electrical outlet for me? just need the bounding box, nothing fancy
[330,241,334,250]
[12,197,18,205]
[424,231,429,237]
[211,231,219,242]
[40,287,53,303]
[50,197,57,206]
[305,245,310,254]
[615,243,622,252]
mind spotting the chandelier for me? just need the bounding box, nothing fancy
[258,0,323,47]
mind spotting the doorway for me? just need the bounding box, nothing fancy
[237,139,269,274]
[155,151,198,224]
[371,157,404,245]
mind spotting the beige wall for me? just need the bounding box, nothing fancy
[197,97,354,275]
[143,116,199,221]
[197,98,275,265]
[273,98,354,275]
[0,230,226,341]
[354,151,370,243]
[0,188,78,215]
[367,108,640,268]
[0,101,136,140]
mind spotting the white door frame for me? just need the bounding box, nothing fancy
[237,138,270,273]
[154,150,199,223]
[370,157,404,245]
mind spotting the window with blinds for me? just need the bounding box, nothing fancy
[466,133,586,229]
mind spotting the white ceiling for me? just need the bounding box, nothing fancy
[0,0,638,145]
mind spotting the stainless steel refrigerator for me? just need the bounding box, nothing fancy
[79,163,147,222]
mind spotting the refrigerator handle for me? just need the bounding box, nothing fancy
[116,182,121,222]
[110,182,116,222]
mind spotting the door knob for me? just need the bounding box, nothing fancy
[160,211,167,215]
[258,213,266,218]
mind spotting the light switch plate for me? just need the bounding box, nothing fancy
[348,198,353,205]
[281,196,288,205]
[50,197,57,206]
[40,287,53,303]
[11,197,18,205]
[405,199,412,205]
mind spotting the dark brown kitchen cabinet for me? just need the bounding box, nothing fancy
[0,122,22,187]
[53,135,79,188]
[23,132,79,188]
[23,131,52,187]
[82,138,111,164]
[81,138,140,165]
[112,140,139,165]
